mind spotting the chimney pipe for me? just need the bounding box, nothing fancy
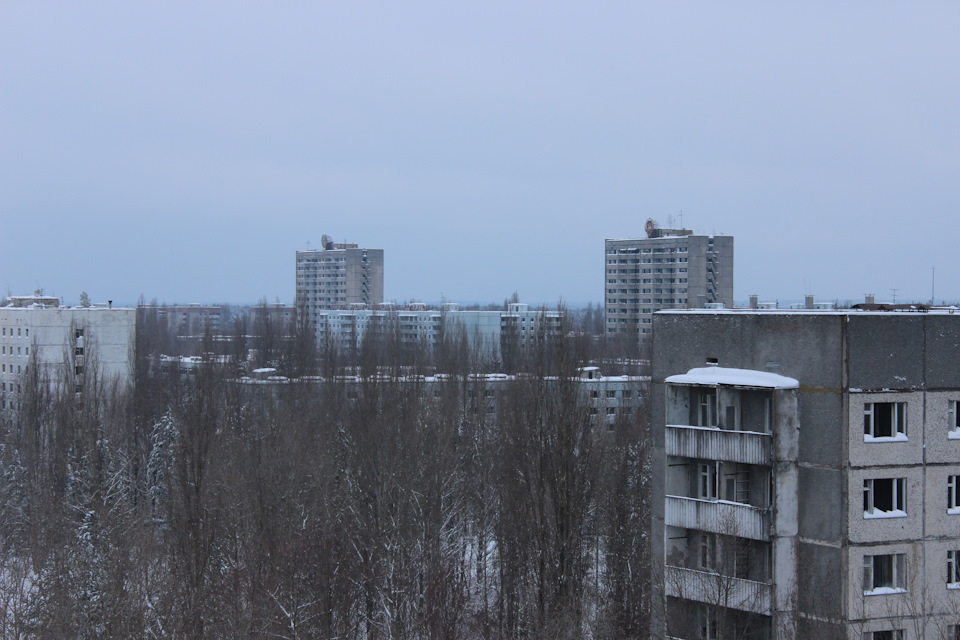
[749,294,758,310]
[805,294,814,310]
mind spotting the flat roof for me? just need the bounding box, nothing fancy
[656,308,960,317]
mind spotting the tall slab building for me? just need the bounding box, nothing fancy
[605,219,733,346]
[295,237,384,329]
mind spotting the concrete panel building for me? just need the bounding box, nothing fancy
[652,309,960,640]
[605,220,733,346]
[309,302,562,359]
[0,295,136,415]
[296,239,384,327]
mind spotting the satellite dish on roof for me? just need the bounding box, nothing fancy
[645,219,657,237]
[321,234,332,249]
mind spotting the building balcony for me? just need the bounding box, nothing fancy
[665,565,773,616]
[665,495,769,541]
[665,425,771,465]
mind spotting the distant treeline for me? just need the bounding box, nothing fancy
[0,308,654,639]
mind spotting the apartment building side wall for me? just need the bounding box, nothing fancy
[0,306,136,414]
[654,311,960,639]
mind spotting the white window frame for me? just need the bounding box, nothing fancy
[697,389,717,427]
[699,533,717,571]
[864,402,908,441]
[950,400,960,440]
[949,475,960,515]
[948,550,960,588]
[698,605,718,640]
[864,478,907,518]
[863,553,907,594]
[699,463,717,501]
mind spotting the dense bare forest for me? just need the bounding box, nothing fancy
[0,305,653,639]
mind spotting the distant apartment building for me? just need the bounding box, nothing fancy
[605,220,733,345]
[0,295,136,414]
[296,239,384,333]
[652,309,960,639]
[247,302,295,333]
[157,304,222,337]
[311,302,562,358]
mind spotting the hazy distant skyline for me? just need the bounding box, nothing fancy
[2,2,958,307]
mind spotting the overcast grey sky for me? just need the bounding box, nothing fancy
[2,2,958,306]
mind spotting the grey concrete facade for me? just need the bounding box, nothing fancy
[306,302,563,357]
[296,243,384,331]
[652,310,960,640]
[605,222,733,347]
[0,299,136,415]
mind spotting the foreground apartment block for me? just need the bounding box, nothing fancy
[605,220,733,346]
[0,295,136,415]
[652,310,960,639]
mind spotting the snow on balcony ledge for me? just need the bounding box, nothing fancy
[947,507,960,516]
[864,509,907,519]
[864,587,907,596]
[949,429,960,440]
[864,433,909,443]
[665,366,798,390]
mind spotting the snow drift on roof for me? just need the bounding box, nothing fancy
[666,366,798,389]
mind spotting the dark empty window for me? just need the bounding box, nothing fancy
[864,478,906,516]
[864,402,907,439]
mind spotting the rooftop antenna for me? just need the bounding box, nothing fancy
[679,210,684,229]
[890,288,898,304]
[932,267,936,304]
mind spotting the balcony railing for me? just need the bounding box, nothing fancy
[665,565,773,616]
[665,424,770,465]
[665,495,769,541]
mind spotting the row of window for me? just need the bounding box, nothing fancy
[864,400,960,440]
[0,328,28,337]
[862,475,960,517]
[297,257,347,263]
[606,246,690,254]
[0,346,27,356]
[864,550,960,593]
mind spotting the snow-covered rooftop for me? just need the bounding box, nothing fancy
[666,366,799,389]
